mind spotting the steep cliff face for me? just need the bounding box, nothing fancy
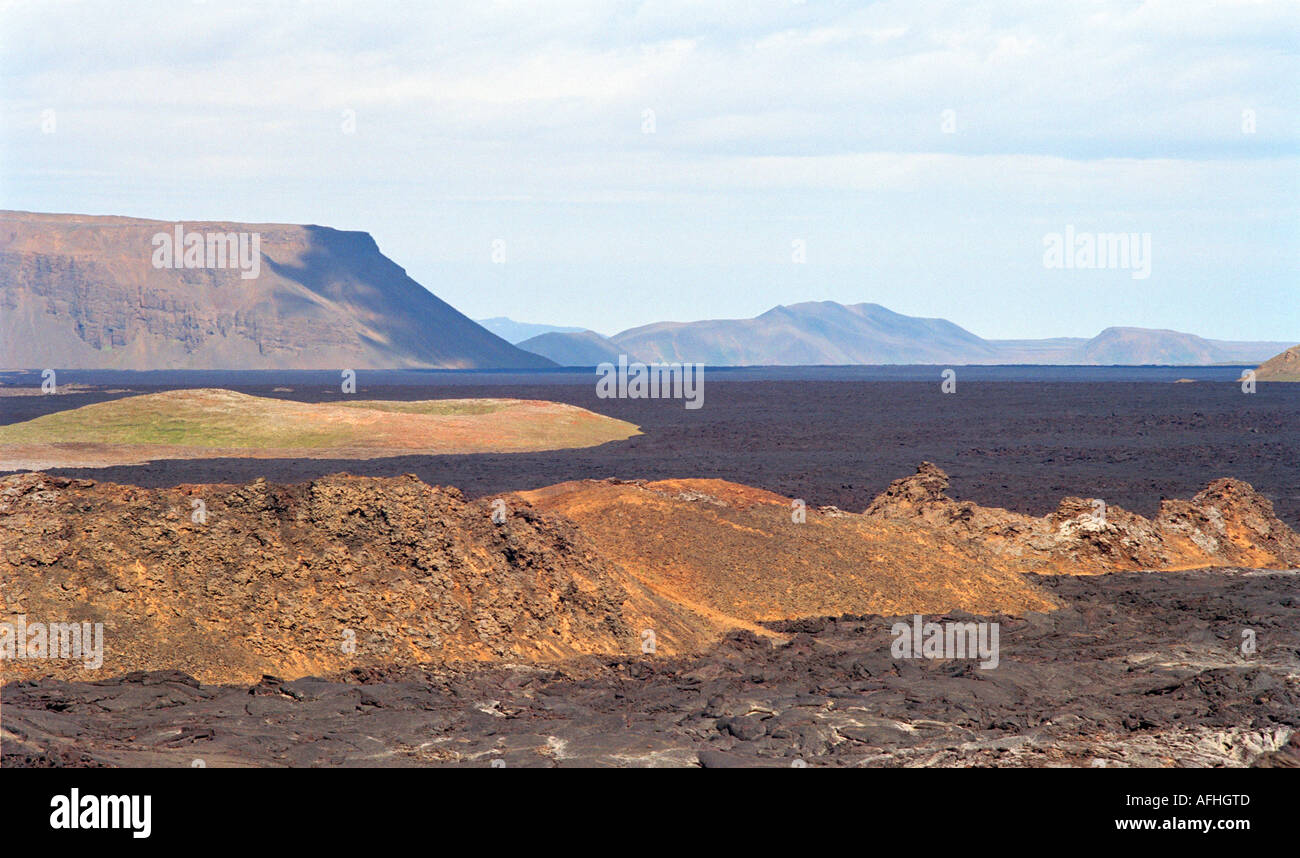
[0,211,554,370]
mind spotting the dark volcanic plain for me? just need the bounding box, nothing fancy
[5,570,1298,768]
[3,370,1299,768]
[3,372,1298,527]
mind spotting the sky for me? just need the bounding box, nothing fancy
[1,0,1297,340]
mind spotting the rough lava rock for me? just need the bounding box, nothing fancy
[3,568,1296,768]
[863,462,1300,573]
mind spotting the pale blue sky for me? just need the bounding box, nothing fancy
[2,0,1297,340]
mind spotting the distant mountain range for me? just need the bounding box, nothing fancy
[506,302,1294,367]
[4,211,1290,372]
[475,317,589,344]
[0,212,553,370]
[517,329,625,366]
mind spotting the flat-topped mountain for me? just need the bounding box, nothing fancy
[0,211,554,370]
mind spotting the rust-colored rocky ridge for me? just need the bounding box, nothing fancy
[3,465,1297,685]
[862,462,1300,573]
[515,465,1300,631]
[514,477,1059,624]
[0,472,737,684]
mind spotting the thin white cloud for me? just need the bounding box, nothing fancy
[0,0,1295,339]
